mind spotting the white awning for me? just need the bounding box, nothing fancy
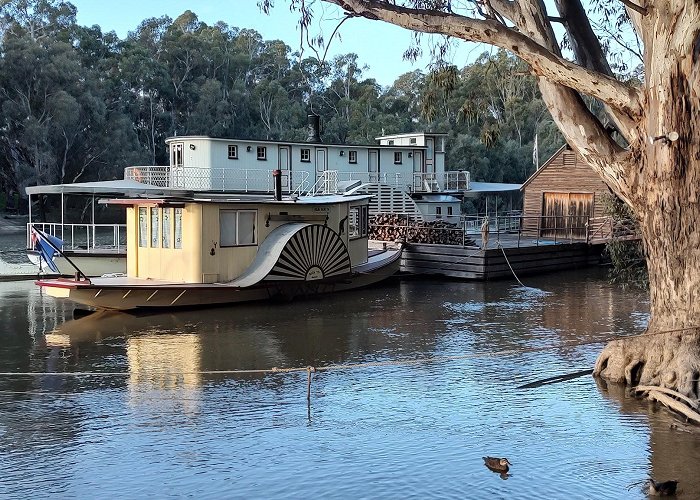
[26,179,191,197]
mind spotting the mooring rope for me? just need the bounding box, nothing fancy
[497,242,526,287]
[1,323,699,380]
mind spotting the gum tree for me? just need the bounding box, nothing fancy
[268,0,700,399]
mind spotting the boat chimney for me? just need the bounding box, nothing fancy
[273,169,282,201]
[307,113,321,143]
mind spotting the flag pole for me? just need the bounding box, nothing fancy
[32,225,90,282]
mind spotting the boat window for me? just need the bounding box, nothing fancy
[435,206,442,219]
[220,210,257,246]
[349,206,369,239]
[162,208,171,248]
[447,206,453,216]
[436,137,445,152]
[238,211,256,245]
[349,150,357,164]
[150,207,159,247]
[394,152,402,164]
[349,207,359,238]
[174,208,183,249]
[257,146,267,161]
[300,148,310,162]
[228,145,238,159]
[361,205,369,237]
[139,207,147,248]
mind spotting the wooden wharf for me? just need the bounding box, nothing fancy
[385,214,637,281]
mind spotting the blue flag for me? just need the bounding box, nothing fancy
[34,231,63,273]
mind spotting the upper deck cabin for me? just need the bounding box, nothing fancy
[116,192,372,285]
[124,121,468,197]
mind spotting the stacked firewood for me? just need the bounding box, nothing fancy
[369,214,476,246]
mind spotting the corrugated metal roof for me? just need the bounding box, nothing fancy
[468,182,523,193]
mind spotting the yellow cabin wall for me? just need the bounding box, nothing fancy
[127,199,370,284]
[126,206,137,276]
[128,204,202,282]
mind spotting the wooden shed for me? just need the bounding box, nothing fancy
[521,145,612,239]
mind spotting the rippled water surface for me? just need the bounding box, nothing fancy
[1,263,700,499]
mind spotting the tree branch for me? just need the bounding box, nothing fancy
[325,0,642,118]
[618,0,647,15]
[554,0,637,141]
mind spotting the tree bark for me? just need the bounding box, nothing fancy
[594,6,700,397]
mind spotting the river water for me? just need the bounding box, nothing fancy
[1,247,699,498]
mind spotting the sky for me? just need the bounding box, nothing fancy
[68,0,487,86]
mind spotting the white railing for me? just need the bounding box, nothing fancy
[28,223,127,253]
[334,171,403,189]
[125,165,469,196]
[125,166,310,194]
[306,170,339,196]
[410,171,471,193]
[124,165,170,186]
[412,172,441,192]
[444,171,470,191]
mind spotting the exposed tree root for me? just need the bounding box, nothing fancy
[595,329,700,419]
[643,389,700,424]
[635,385,699,410]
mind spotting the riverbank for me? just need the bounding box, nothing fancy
[0,213,27,233]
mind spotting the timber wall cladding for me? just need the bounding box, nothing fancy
[522,147,612,238]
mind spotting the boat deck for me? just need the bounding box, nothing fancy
[401,238,604,280]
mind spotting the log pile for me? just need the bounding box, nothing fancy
[369,214,476,246]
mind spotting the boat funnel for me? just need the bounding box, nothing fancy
[273,169,282,201]
[307,114,321,143]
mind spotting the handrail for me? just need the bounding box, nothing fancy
[125,165,310,194]
[369,212,637,248]
[27,222,127,253]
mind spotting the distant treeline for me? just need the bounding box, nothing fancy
[0,0,562,209]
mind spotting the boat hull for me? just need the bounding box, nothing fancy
[27,250,126,277]
[37,245,402,311]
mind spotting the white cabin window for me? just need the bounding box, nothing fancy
[228,145,238,159]
[394,152,402,164]
[257,146,267,160]
[349,206,369,239]
[162,208,171,248]
[435,206,442,219]
[220,210,257,247]
[349,150,357,164]
[388,140,394,145]
[174,208,183,249]
[300,148,310,162]
[139,207,147,248]
[447,206,453,216]
[410,138,417,145]
[150,207,160,247]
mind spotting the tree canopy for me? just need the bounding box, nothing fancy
[0,0,559,207]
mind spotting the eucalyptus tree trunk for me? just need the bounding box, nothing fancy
[594,10,700,394]
[305,0,700,399]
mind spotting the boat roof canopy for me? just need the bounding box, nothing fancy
[463,182,522,198]
[26,179,192,197]
[100,192,373,206]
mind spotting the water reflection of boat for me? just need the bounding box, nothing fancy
[37,186,402,310]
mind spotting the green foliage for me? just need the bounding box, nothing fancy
[0,1,562,202]
[600,194,648,289]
